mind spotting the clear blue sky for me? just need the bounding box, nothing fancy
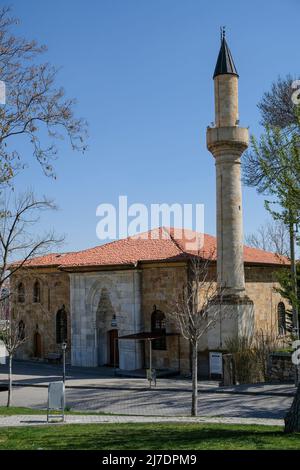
[10,0,300,252]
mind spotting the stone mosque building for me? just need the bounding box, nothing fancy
[11,36,290,376]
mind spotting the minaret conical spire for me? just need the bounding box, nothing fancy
[213,28,239,79]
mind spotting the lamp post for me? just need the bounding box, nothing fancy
[294,141,300,339]
[61,342,67,384]
[290,220,299,339]
[294,140,300,386]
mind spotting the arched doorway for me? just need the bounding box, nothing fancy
[108,329,119,367]
[33,331,42,358]
[96,287,116,366]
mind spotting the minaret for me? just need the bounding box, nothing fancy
[207,30,249,299]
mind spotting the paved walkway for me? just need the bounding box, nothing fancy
[0,383,295,419]
[0,414,284,428]
[0,361,296,420]
[0,361,217,391]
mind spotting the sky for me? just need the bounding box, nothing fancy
[7,0,300,252]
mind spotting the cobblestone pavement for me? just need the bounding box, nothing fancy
[0,361,295,420]
[0,414,284,428]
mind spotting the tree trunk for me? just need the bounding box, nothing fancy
[191,342,198,416]
[284,381,300,433]
[7,354,12,407]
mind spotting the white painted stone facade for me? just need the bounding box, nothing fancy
[70,270,143,370]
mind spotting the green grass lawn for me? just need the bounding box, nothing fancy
[0,407,116,416]
[0,408,300,450]
[0,423,300,450]
[0,407,45,416]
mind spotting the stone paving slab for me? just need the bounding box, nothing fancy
[0,414,284,428]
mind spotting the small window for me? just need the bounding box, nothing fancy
[17,283,25,303]
[33,280,41,303]
[151,306,166,351]
[278,302,286,335]
[56,306,67,344]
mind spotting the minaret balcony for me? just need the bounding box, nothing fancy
[206,126,249,157]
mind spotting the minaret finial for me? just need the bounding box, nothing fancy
[214,28,238,78]
[220,26,226,41]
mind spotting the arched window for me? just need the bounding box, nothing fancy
[17,282,25,303]
[151,306,166,350]
[34,329,42,358]
[278,302,286,335]
[33,280,41,303]
[47,287,51,311]
[18,320,25,341]
[56,305,67,344]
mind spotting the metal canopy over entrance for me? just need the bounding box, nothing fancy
[118,331,181,377]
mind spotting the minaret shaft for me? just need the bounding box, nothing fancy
[207,38,248,297]
[215,150,245,294]
[214,75,239,127]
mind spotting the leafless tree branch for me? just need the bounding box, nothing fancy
[166,250,228,416]
[0,189,64,406]
[245,220,290,257]
[0,6,88,185]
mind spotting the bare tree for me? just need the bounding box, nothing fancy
[245,221,290,257]
[0,294,26,407]
[167,253,226,416]
[258,75,299,129]
[0,190,63,406]
[0,6,88,185]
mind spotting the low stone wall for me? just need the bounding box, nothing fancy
[268,352,295,382]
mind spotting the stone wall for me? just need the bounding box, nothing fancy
[11,269,70,361]
[244,264,290,335]
[10,261,290,376]
[141,263,190,374]
[199,264,289,378]
[268,352,295,382]
[198,264,288,352]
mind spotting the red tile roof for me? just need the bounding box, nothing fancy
[18,227,289,269]
[19,253,69,267]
